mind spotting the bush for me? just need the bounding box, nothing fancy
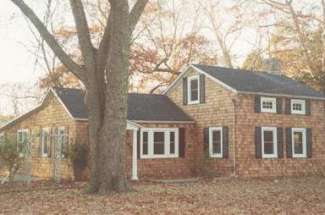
[65,143,89,181]
[66,143,89,169]
[0,138,26,182]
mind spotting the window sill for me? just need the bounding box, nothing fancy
[140,155,179,159]
[262,156,278,159]
[209,154,223,158]
[188,101,200,105]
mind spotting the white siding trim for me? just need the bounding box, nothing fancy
[261,127,278,159]
[292,128,307,158]
[291,99,306,115]
[208,127,223,158]
[140,128,179,159]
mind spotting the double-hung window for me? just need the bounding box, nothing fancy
[17,129,29,155]
[41,128,50,157]
[187,75,200,104]
[291,99,306,115]
[292,128,307,158]
[57,127,68,158]
[261,127,277,158]
[209,127,223,158]
[141,128,179,159]
[261,97,276,113]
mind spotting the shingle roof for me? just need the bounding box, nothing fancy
[53,88,193,122]
[193,64,325,99]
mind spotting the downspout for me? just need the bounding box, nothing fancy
[232,97,238,177]
[232,96,243,177]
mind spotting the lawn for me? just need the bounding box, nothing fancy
[0,176,325,214]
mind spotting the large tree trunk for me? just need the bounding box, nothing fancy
[10,0,148,194]
[88,0,131,193]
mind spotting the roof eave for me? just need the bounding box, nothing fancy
[238,91,325,101]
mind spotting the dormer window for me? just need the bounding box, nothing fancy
[187,75,200,104]
[260,97,276,113]
[291,99,306,115]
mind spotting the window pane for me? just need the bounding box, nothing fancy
[154,132,164,155]
[142,132,148,155]
[293,103,302,111]
[212,130,221,154]
[170,132,175,154]
[43,131,48,154]
[190,79,198,101]
[293,132,303,154]
[263,131,274,155]
[262,101,273,109]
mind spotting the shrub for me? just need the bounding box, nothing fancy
[0,138,26,182]
[66,143,89,170]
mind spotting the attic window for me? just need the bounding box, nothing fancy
[261,97,276,113]
[187,75,200,104]
[291,99,306,115]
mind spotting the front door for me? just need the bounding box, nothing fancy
[52,127,68,182]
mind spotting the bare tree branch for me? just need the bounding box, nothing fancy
[129,0,149,34]
[69,0,96,75]
[10,0,85,81]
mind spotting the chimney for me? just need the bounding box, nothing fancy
[262,58,282,75]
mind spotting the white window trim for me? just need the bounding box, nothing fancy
[140,128,179,159]
[41,128,50,158]
[187,75,200,105]
[292,128,307,158]
[261,97,277,113]
[261,127,278,159]
[209,127,223,158]
[291,99,306,115]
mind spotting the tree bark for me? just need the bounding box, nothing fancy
[10,0,148,194]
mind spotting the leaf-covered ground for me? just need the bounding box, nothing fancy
[1,176,325,214]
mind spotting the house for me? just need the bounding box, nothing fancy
[1,64,325,181]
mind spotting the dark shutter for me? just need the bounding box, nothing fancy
[137,130,140,159]
[305,100,311,116]
[222,127,229,159]
[203,128,209,158]
[285,98,291,114]
[199,74,205,104]
[179,128,185,158]
[183,77,188,105]
[39,127,42,157]
[307,128,312,158]
[286,128,292,158]
[276,98,282,114]
[255,96,261,113]
[277,127,284,158]
[48,128,53,158]
[255,127,262,159]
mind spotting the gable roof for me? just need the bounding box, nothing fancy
[165,64,325,100]
[53,87,193,122]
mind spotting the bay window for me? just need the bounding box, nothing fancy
[140,128,179,158]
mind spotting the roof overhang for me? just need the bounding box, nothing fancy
[163,64,238,95]
[163,64,325,101]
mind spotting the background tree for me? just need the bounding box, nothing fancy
[255,0,325,92]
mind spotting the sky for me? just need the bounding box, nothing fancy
[0,1,46,85]
[0,0,268,115]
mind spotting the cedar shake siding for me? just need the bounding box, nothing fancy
[0,92,78,180]
[167,68,236,176]
[1,64,325,180]
[235,94,325,176]
[166,65,325,177]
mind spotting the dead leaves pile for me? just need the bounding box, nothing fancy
[0,177,325,214]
